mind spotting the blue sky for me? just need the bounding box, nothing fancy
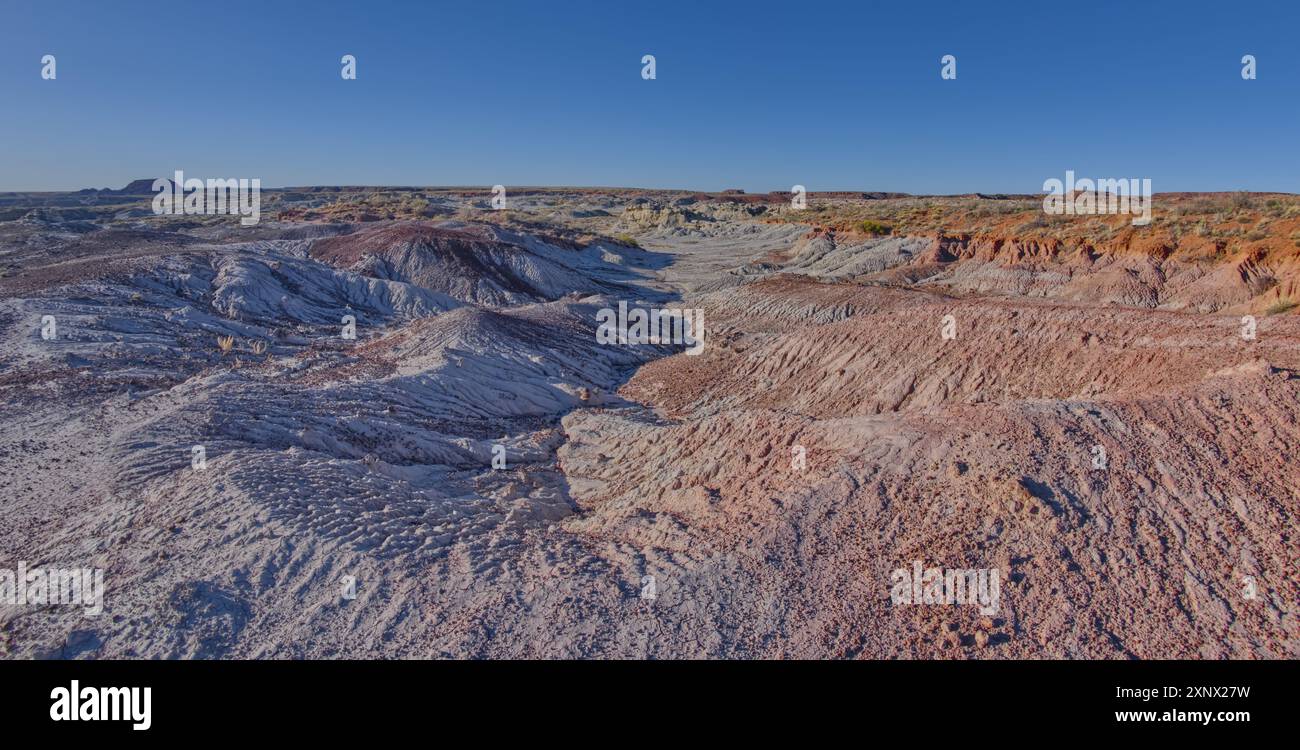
[2,0,1297,193]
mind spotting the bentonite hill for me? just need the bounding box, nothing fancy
[1,185,1297,658]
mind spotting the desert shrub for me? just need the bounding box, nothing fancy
[858,219,891,235]
[1266,299,1298,315]
[1013,214,1050,234]
[1176,198,1215,215]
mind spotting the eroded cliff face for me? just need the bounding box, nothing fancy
[711,225,1296,317]
[745,190,1300,316]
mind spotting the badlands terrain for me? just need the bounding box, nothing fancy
[1,185,1297,658]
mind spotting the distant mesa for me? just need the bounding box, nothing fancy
[120,178,169,194]
[78,178,176,195]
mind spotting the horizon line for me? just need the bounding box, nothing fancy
[2,182,1297,198]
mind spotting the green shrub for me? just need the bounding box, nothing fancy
[1266,299,1298,315]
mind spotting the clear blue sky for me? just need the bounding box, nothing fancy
[2,0,1297,193]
